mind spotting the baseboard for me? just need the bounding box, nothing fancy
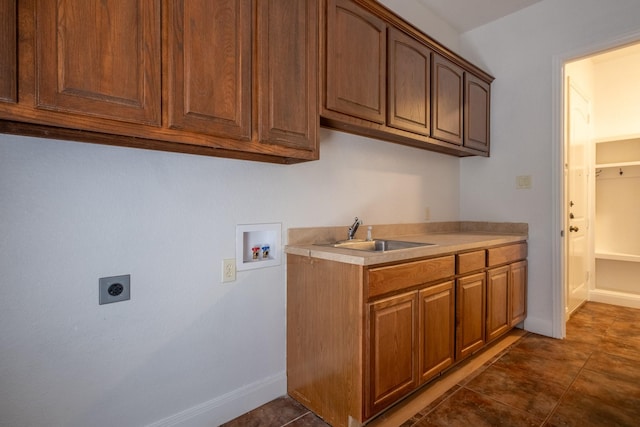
[589,289,640,309]
[146,371,286,427]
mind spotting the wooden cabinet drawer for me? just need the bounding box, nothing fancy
[367,256,455,298]
[487,243,527,267]
[457,250,486,275]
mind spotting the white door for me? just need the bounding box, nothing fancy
[566,78,591,316]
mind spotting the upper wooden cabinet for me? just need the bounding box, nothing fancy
[256,0,318,151]
[387,27,431,136]
[432,54,464,146]
[465,73,491,152]
[35,0,161,125]
[0,0,317,164]
[167,0,251,140]
[0,1,17,103]
[320,0,493,158]
[325,0,386,123]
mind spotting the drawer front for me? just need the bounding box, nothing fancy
[368,256,455,298]
[487,243,527,267]
[457,250,486,275]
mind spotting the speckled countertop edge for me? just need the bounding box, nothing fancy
[285,222,528,266]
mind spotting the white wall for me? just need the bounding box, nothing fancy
[458,0,640,335]
[378,0,461,53]
[592,45,640,140]
[0,128,459,427]
[3,2,464,423]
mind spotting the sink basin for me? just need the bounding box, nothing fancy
[318,239,435,252]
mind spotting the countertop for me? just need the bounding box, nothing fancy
[285,222,528,266]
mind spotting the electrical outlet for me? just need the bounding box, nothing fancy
[99,274,130,305]
[424,207,431,221]
[222,259,236,283]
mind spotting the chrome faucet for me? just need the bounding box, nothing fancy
[347,217,362,240]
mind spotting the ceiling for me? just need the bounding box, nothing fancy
[416,0,543,33]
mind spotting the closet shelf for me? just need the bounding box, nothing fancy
[595,161,640,169]
[595,252,640,263]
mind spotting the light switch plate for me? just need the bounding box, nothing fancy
[516,175,532,189]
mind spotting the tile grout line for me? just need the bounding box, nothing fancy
[411,334,531,426]
[539,342,598,425]
[281,410,313,427]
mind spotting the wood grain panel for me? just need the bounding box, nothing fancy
[487,242,527,267]
[287,255,365,427]
[418,281,454,383]
[432,54,463,145]
[464,73,490,152]
[367,256,455,298]
[457,250,486,275]
[510,260,528,326]
[326,0,386,123]
[456,272,486,360]
[256,0,317,151]
[486,266,510,342]
[167,0,251,139]
[35,0,161,124]
[366,291,417,417]
[0,0,17,102]
[387,27,430,135]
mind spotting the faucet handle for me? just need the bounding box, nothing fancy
[347,217,362,240]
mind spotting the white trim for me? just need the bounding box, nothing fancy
[590,289,640,309]
[145,372,286,427]
[551,55,566,339]
[552,30,640,340]
[523,316,554,337]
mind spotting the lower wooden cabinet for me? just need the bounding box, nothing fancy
[367,291,418,417]
[418,281,455,382]
[486,265,510,343]
[487,260,528,342]
[510,260,528,325]
[366,279,455,418]
[455,272,486,360]
[287,240,527,427]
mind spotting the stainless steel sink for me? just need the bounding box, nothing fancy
[317,239,435,252]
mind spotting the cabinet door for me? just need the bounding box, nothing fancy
[510,260,528,326]
[256,0,317,151]
[35,0,161,125]
[432,54,463,145]
[486,266,510,343]
[456,272,486,360]
[418,281,454,384]
[0,0,17,103]
[167,0,251,140]
[367,291,417,418]
[326,0,386,123]
[387,27,431,135]
[464,73,490,152]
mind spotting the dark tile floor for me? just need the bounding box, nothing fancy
[222,302,640,427]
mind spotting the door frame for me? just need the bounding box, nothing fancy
[551,31,640,339]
